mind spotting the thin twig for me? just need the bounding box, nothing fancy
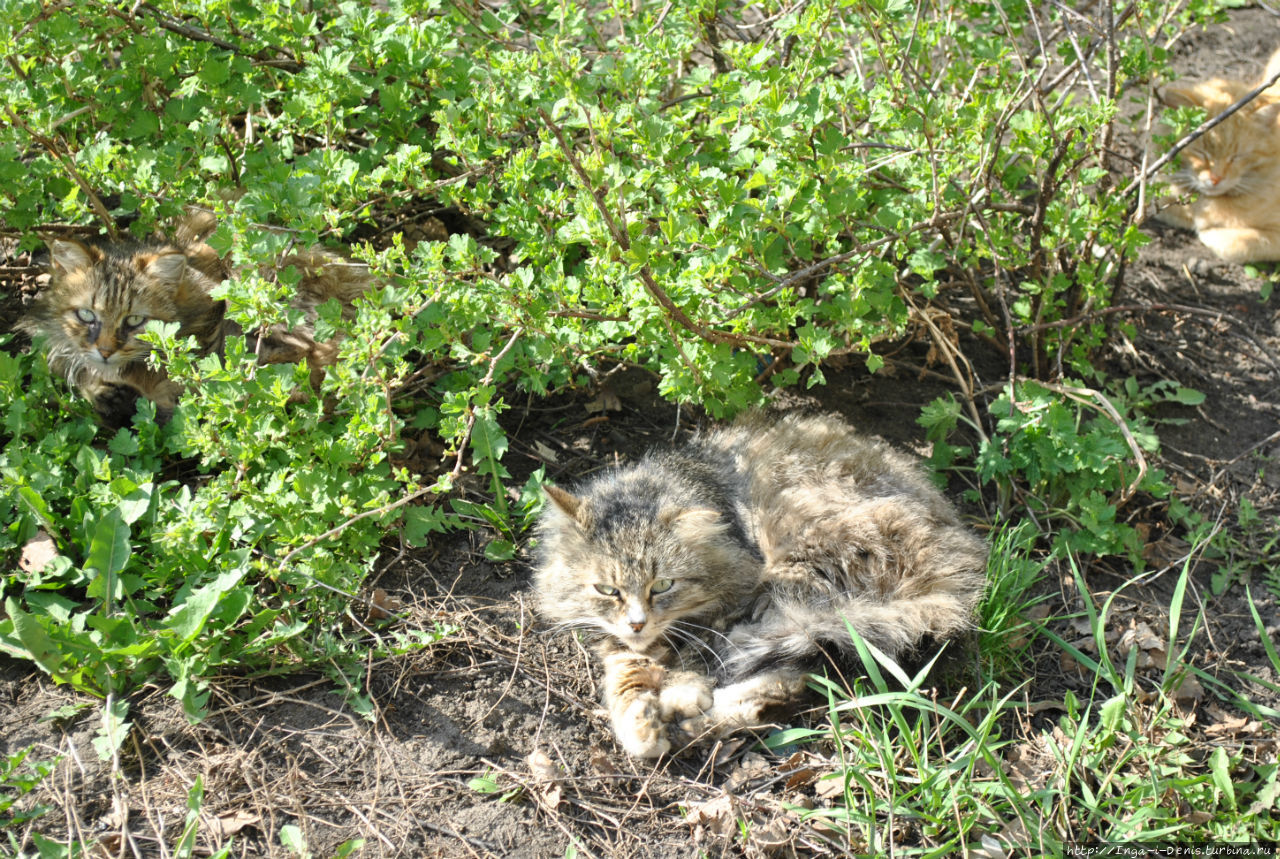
[1029,380,1148,506]
[3,106,117,238]
[1128,65,1280,197]
[902,292,989,443]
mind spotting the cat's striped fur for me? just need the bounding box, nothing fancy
[534,410,988,758]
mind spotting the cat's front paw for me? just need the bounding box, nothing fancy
[612,694,670,758]
[679,672,806,739]
[659,678,713,722]
[679,686,759,740]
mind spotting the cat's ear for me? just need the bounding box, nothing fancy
[139,250,188,285]
[1158,84,1202,108]
[48,238,99,274]
[659,507,725,541]
[1252,100,1280,127]
[545,485,588,525]
[1264,46,1280,85]
[173,208,218,246]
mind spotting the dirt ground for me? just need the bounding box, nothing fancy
[5,8,1280,858]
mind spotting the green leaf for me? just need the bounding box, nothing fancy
[332,840,366,858]
[1171,387,1205,406]
[2,597,62,676]
[484,538,515,562]
[917,396,961,441]
[470,408,510,474]
[404,505,447,547]
[1210,746,1236,812]
[468,774,504,794]
[175,776,204,859]
[1098,693,1126,733]
[166,570,247,645]
[91,697,131,761]
[280,824,310,858]
[84,508,131,587]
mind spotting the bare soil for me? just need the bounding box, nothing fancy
[5,10,1280,857]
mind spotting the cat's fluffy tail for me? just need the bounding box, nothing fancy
[720,585,983,680]
[720,597,980,677]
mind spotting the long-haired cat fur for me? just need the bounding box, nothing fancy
[533,411,988,758]
[18,211,371,428]
[1157,47,1280,262]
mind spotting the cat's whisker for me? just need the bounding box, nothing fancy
[666,623,730,673]
[671,619,737,648]
[547,618,603,637]
[659,629,716,673]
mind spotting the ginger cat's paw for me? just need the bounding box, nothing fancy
[1197,226,1280,264]
[612,694,670,758]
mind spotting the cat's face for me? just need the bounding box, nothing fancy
[1180,119,1274,196]
[41,239,194,375]
[1161,81,1280,197]
[535,486,743,654]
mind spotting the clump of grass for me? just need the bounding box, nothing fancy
[791,540,1280,855]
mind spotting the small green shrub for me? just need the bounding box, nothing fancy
[919,377,1203,566]
[0,746,56,833]
[0,336,455,739]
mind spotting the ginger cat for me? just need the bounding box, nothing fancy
[1157,49,1280,263]
[19,212,371,428]
[533,411,987,758]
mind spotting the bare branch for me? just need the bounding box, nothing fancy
[2,106,117,238]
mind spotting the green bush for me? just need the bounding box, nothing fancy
[919,376,1202,566]
[0,0,1237,735]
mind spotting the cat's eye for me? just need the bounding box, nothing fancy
[593,584,620,597]
[74,308,97,324]
[650,578,674,595]
[124,314,147,328]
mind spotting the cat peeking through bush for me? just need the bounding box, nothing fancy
[534,410,988,758]
[18,211,372,428]
[1157,46,1280,263]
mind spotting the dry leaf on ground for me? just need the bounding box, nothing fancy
[366,588,403,621]
[18,530,58,574]
[526,748,563,810]
[207,810,260,839]
[1172,674,1205,706]
[584,386,622,414]
[685,794,740,838]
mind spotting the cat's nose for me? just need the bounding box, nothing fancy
[626,603,647,632]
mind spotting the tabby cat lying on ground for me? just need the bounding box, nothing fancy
[534,411,988,758]
[19,211,371,428]
[1157,48,1280,263]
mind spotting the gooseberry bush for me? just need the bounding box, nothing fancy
[0,0,1233,739]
